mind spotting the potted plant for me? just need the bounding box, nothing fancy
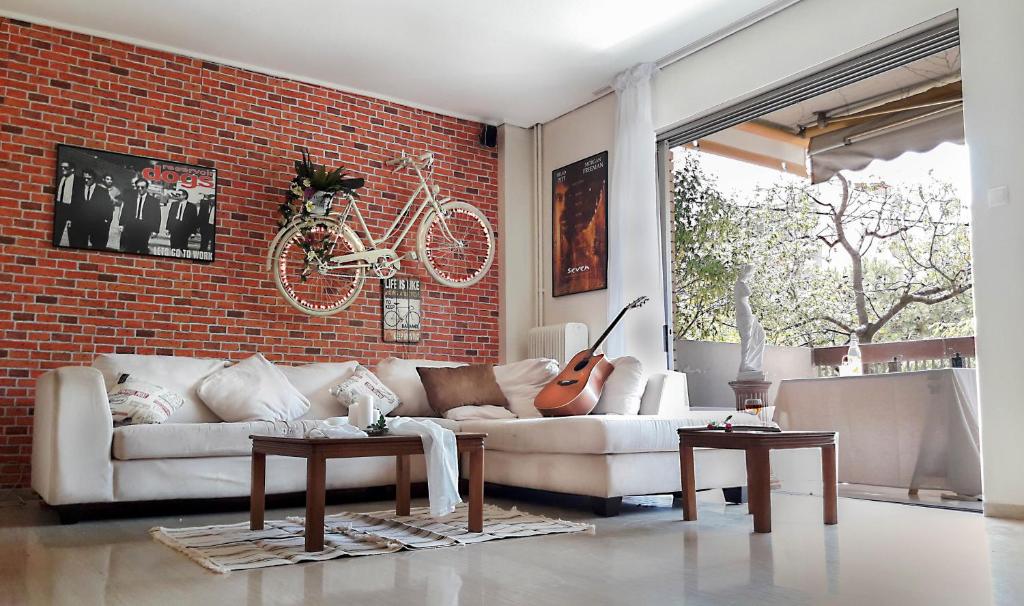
[278,147,364,229]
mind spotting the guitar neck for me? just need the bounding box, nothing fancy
[590,305,630,353]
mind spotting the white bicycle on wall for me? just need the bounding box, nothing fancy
[267,151,495,316]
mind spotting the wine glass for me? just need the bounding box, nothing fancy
[744,398,765,427]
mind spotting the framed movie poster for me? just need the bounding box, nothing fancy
[382,277,422,343]
[552,151,608,297]
[53,145,218,261]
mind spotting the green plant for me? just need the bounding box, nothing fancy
[293,148,365,194]
[366,412,389,436]
[278,147,365,229]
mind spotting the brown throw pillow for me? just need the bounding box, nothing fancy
[416,364,510,416]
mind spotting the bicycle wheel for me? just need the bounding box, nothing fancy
[416,201,494,288]
[272,219,366,316]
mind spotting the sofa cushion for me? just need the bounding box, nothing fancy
[445,405,517,421]
[638,371,690,416]
[108,376,185,425]
[376,357,559,418]
[93,354,228,423]
[111,417,461,460]
[376,358,462,417]
[492,358,559,418]
[456,411,763,455]
[593,356,646,415]
[197,354,310,422]
[112,420,323,460]
[328,365,400,416]
[279,361,359,420]
[417,364,509,416]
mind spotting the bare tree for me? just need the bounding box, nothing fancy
[672,149,973,347]
[807,173,972,342]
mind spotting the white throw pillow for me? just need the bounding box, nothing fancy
[445,405,517,421]
[492,358,560,419]
[197,353,310,422]
[92,354,228,423]
[108,375,185,425]
[279,361,359,420]
[376,358,462,417]
[330,365,401,416]
[593,356,646,415]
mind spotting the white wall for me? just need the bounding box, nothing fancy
[674,340,815,407]
[497,124,537,363]
[958,0,1024,519]
[540,95,670,373]
[539,96,615,355]
[531,0,1024,516]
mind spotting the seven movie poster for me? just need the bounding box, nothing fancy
[54,145,217,261]
[552,151,608,297]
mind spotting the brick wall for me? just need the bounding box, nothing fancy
[0,18,500,488]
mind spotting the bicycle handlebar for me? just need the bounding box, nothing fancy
[386,152,434,171]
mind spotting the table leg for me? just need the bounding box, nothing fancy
[679,444,697,521]
[468,447,484,533]
[250,451,265,531]
[305,453,326,552]
[396,454,411,516]
[746,447,772,533]
[744,448,757,517]
[822,444,838,525]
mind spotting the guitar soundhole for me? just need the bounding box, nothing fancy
[572,358,589,372]
[558,379,579,386]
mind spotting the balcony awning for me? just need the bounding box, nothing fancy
[684,122,809,178]
[808,101,964,184]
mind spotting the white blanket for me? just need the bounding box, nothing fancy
[308,417,462,517]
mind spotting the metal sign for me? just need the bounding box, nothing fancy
[381,277,422,343]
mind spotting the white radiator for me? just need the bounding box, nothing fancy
[528,323,589,367]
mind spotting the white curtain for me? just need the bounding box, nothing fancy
[605,63,663,363]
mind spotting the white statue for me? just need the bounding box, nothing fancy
[735,264,767,382]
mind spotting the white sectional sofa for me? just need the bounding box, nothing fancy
[32,354,753,520]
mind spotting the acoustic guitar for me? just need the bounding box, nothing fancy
[534,296,649,417]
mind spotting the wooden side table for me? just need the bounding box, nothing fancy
[678,429,837,533]
[250,432,487,551]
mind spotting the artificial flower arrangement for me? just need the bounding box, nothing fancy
[706,415,734,431]
[278,147,364,229]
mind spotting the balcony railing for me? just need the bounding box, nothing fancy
[812,336,976,377]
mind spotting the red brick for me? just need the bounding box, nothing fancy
[0,17,501,489]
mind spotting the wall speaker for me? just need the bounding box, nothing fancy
[479,124,497,148]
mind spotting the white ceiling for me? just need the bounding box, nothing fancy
[1,0,792,126]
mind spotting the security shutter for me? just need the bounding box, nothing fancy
[659,21,960,147]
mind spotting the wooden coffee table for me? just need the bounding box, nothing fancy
[249,433,487,551]
[678,428,837,533]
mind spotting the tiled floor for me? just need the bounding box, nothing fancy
[1,490,1023,605]
[838,483,984,513]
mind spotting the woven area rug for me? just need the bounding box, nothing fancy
[151,504,592,573]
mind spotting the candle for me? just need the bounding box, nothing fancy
[350,393,376,428]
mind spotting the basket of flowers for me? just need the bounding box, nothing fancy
[278,147,364,228]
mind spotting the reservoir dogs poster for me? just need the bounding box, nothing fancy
[54,145,218,261]
[552,151,608,297]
